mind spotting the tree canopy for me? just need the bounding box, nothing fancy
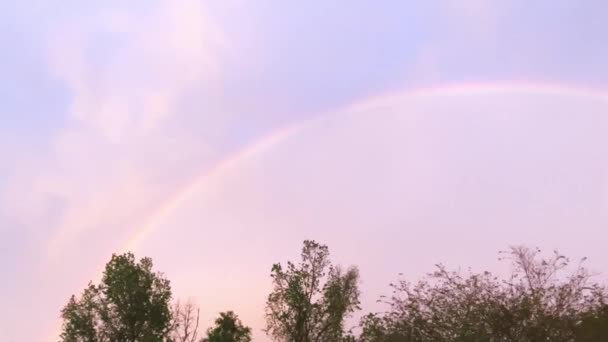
[358,246,608,342]
[264,240,361,342]
[59,242,607,342]
[60,252,173,342]
[203,311,252,342]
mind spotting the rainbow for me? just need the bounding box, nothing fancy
[117,81,608,254]
[47,81,608,341]
[120,124,301,252]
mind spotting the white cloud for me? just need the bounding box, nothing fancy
[47,0,225,141]
[0,1,231,340]
[0,8,229,340]
[37,0,225,251]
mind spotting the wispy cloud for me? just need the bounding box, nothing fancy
[40,0,225,255]
[47,0,224,141]
[1,1,227,338]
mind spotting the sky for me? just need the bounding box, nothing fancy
[1,0,608,340]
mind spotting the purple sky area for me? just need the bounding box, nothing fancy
[1,1,608,340]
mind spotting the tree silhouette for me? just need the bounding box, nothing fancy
[59,253,173,342]
[203,311,251,342]
[169,300,201,342]
[358,246,607,342]
[265,240,361,342]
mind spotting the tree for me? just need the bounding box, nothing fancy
[169,300,201,342]
[59,252,173,342]
[265,240,361,342]
[357,312,414,342]
[575,303,608,341]
[60,284,100,342]
[203,311,252,342]
[359,246,606,342]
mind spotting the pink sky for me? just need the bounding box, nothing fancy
[2,1,608,340]
[121,85,608,340]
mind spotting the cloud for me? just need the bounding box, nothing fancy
[0,2,227,339]
[47,0,224,141]
[36,0,226,254]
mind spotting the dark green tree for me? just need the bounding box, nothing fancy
[60,284,100,342]
[265,240,361,342]
[59,252,173,342]
[203,311,251,342]
[357,313,411,342]
[575,303,608,341]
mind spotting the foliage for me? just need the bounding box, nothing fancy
[265,240,361,342]
[203,311,252,342]
[59,252,173,342]
[59,242,608,342]
[358,246,607,342]
[575,303,608,341]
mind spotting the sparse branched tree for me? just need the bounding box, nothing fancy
[203,311,252,342]
[359,246,607,342]
[169,300,201,342]
[265,240,361,342]
[59,252,173,342]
